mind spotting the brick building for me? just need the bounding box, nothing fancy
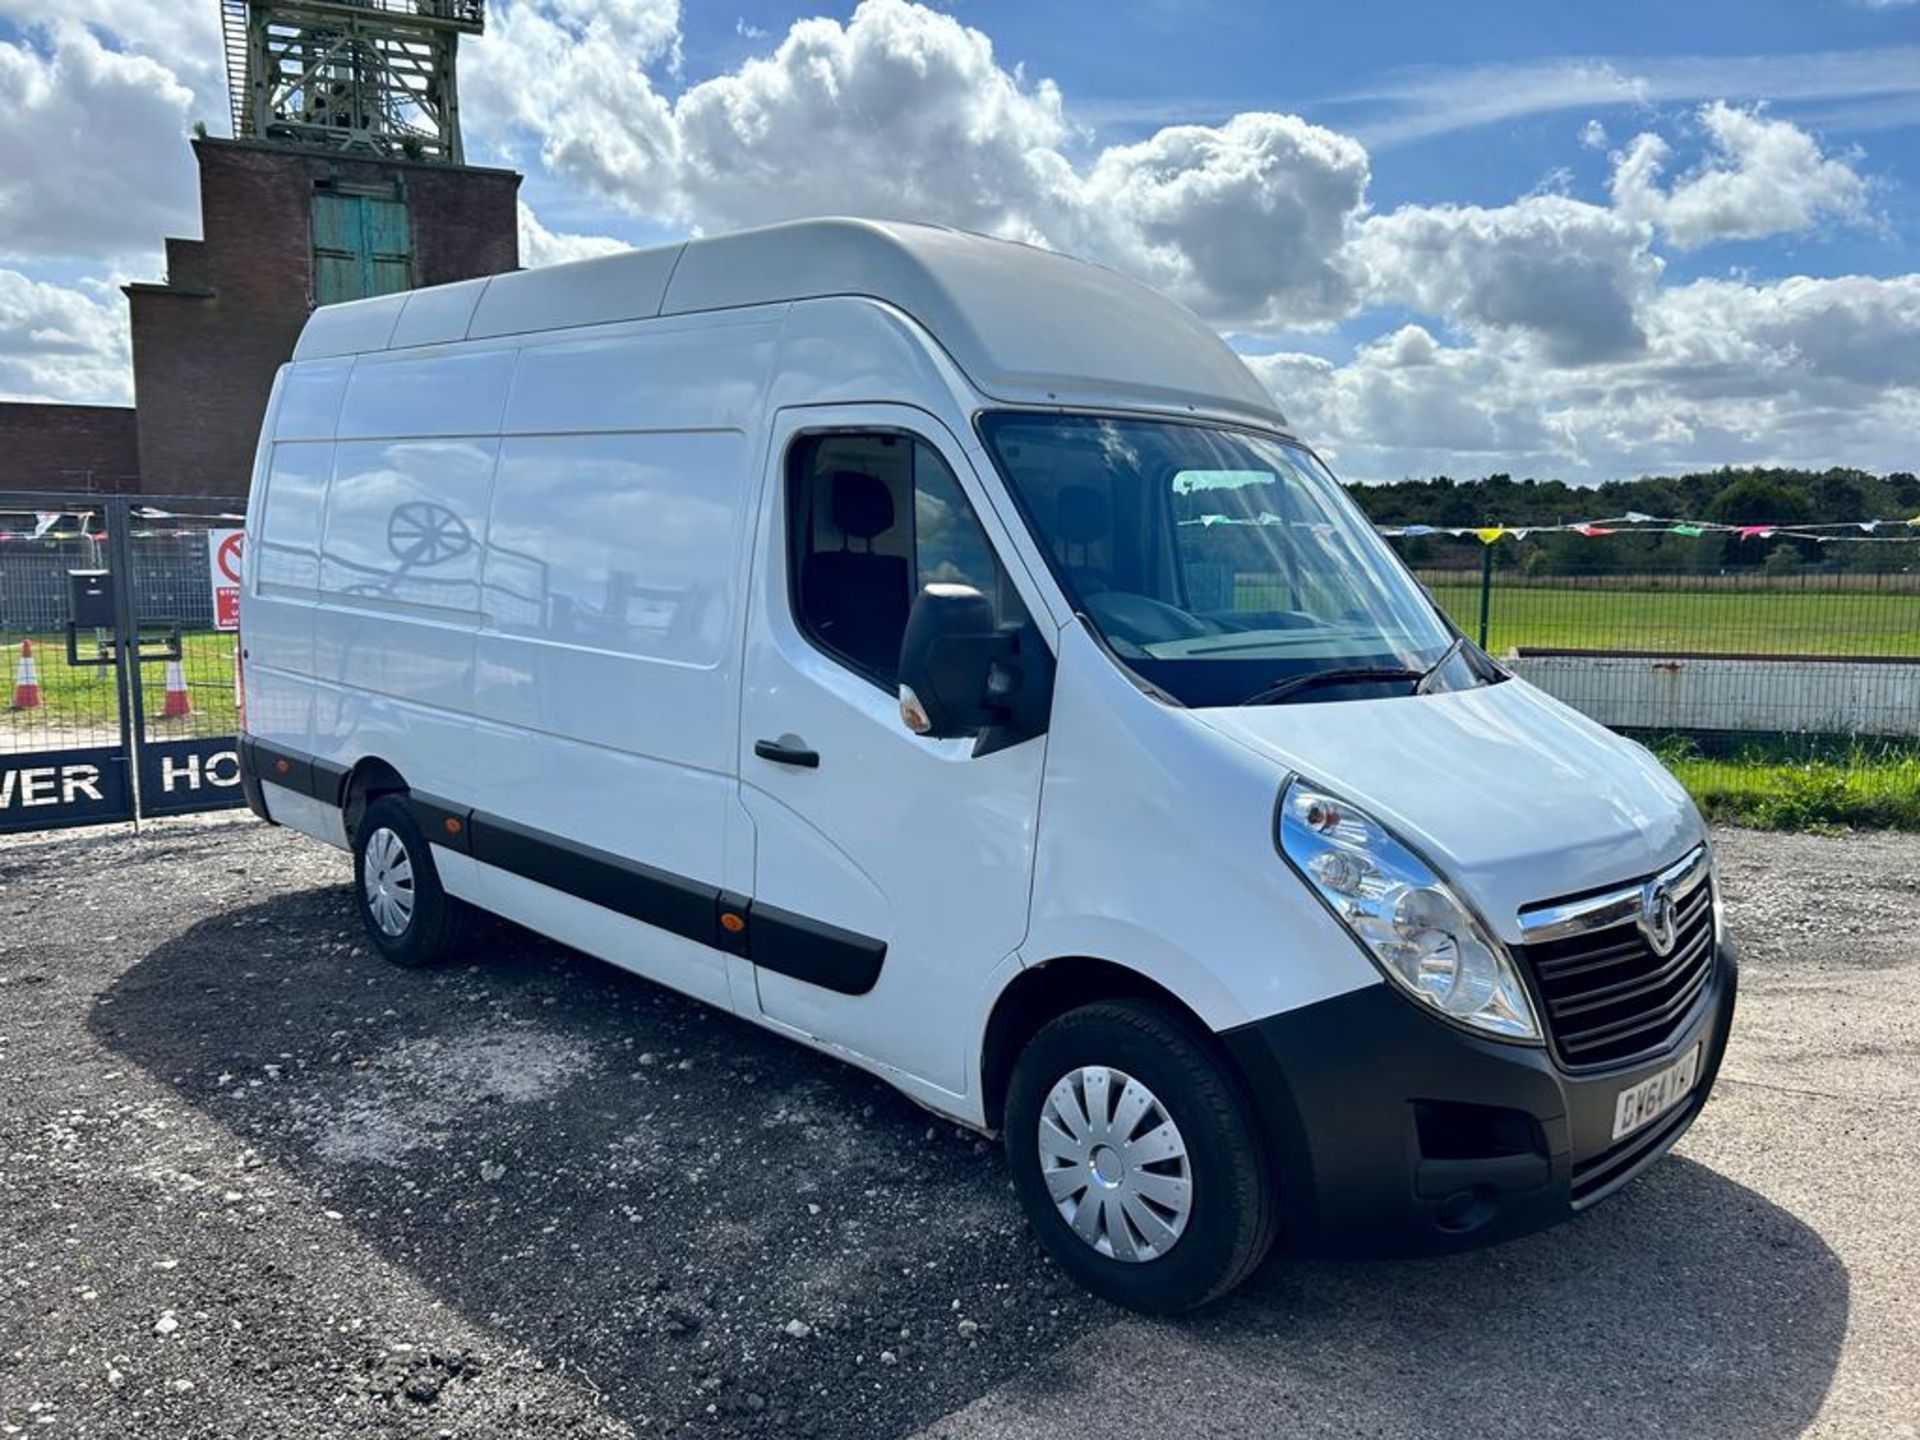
[0,403,142,493]
[124,138,519,496]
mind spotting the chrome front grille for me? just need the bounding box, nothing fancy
[1517,848,1717,1071]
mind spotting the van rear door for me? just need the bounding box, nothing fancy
[737,405,1050,1098]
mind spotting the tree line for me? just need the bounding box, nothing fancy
[1347,466,1920,574]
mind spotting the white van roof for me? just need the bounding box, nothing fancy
[291,217,1286,428]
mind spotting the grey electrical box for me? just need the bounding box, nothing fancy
[68,569,115,629]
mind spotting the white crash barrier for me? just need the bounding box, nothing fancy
[1508,650,1920,736]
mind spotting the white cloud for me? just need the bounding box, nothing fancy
[1610,102,1871,247]
[0,23,199,263]
[1349,196,1658,363]
[0,269,131,404]
[1246,273,1920,483]
[1067,113,1370,326]
[0,1,223,105]
[464,0,682,193]
[516,202,629,268]
[1579,119,1609,150]
[1250,326,1557,462]
[667,3,1070,237]
[472,0,1370,329]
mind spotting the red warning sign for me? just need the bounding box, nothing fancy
[209,529,243,631]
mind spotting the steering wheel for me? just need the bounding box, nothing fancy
[1083,591,1217,647]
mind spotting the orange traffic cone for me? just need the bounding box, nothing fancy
[11,639,41,710]
[160,658,192,719]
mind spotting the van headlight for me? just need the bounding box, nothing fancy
[1278,778,1540,1042]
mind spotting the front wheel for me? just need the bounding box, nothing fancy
[1004,999,1278,1312]
[351,795,472,968]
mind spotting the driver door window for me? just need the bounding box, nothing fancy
[788,431,1025,688]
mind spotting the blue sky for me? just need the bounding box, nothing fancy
[2,0,1917,482]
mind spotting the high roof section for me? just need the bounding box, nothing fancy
[292,218,1287,428]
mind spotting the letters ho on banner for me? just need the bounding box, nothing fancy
[208,528,243,632]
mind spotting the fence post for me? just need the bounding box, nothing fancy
[1477,542,1493,650]
[106,497,146,829]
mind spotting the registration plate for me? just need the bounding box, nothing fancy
[1611,1044,1701,1141]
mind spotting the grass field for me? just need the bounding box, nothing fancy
[1649,736,1920,831]
[1422,582,1920,657]
[3,630,238,740]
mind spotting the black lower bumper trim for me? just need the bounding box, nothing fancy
[1220,939,1738,1259]
[236,737,272,823]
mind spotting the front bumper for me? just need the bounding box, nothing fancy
[1219,937,1738,1258]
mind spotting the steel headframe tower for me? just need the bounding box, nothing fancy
[221,0,485,164]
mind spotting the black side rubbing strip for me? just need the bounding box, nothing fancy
[312,758,350,808]
[406,792,474,855]
[238,742,889,994]
[714,889,754,958]
[467,810,720,947]
[246,740,348,807]
[750,902,887,996]
[248,740,315,799]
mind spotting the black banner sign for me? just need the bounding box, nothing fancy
[137,736,246,817]
[0,746,135,834]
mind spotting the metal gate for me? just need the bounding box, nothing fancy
[1,492,248,834]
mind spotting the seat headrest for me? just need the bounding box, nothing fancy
[1055,485,1111,546]
[830,470,895,540]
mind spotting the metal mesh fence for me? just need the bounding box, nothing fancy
[128,521,239,744]
[0,525,120,755]
[3,496,245,831]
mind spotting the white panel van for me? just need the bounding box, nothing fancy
[239,218,1735,1311]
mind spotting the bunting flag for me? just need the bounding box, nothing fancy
[1372,512,1920,544]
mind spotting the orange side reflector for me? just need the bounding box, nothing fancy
[719,912,746,934]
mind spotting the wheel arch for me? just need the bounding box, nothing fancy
[341,756,409,841]
[980,956,1219,1132]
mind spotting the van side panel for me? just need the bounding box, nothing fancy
[303,345,516,810]
[248,440,328,713]
[454,320,775,997]
[243,362,354,786]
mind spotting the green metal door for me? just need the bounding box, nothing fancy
[311,191,413,304]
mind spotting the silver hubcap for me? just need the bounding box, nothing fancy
[362,826,416,937]
[1039,1065,1192,1263]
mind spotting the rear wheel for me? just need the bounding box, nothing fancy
[351,795,472,968]
[1005,999,1277,1312]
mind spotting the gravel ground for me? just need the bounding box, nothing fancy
[1,817,1915,1439]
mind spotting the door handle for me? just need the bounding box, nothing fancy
[754,737,820,769]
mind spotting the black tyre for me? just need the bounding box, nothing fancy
[351,795,472,968]
[1005,999,1277,1312]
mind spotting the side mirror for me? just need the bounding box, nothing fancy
[897,584,1052,751]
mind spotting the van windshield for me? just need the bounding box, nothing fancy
[978,412,1468,708]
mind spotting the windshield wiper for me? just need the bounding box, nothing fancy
[1413,635,1468,694]
[1237,666,1423,706]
